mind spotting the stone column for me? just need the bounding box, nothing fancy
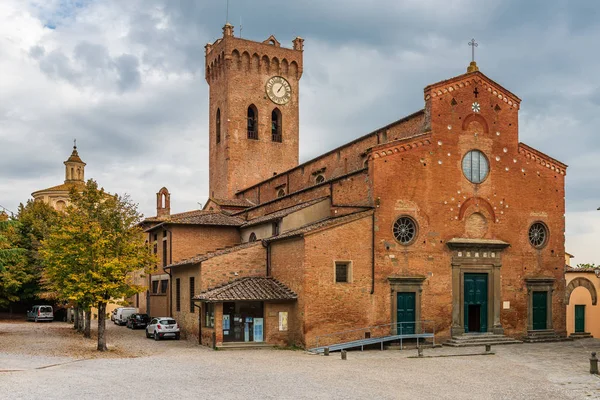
[451,265,463,336]
[493,265,503,334]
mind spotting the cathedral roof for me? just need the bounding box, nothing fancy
[206,198,255,208]
[193,277,297,303]
[143,210,244,229]
[32,181,85,195]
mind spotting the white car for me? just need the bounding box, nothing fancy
[145,317,180,340]
[114,307,137,326]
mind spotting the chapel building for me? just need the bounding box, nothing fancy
[142,24,567,348]
[31,144,87,211]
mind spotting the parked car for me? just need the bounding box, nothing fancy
[146,317,180,340]
[110,308,121,322]
[126,313,150,329]
[114,307,137,326]
[26,305,54,322]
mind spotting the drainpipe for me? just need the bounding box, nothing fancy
[371,212,375,295]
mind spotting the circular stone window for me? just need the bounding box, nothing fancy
[393,216,417,245]
[462,150,489,184]
[528,222,548,248]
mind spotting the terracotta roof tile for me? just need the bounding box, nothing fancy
[210,198,255,208]
[194,277,297,302]
[32,181,85,194]
[143,210,244,227]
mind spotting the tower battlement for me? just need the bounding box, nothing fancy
[205,24,303,84]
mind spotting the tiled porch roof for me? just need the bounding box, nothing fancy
[193,277,297,302]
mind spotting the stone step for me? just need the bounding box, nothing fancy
[444,334,522,347]
[522,330,572,343]
[444,339,523,347]
[450,334,509,341]
[570,332,593,339]
[217,342,275,350]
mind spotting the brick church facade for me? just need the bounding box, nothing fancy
[140,24,567,348]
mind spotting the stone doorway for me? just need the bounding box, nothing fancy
[447,238,509,337]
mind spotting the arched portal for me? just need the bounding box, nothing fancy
[566,277,597,305]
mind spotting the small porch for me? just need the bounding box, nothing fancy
[193,277,297,349]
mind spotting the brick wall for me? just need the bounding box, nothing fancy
[270,237,305,346]
[235,111,424,204]
[170,264,201,340]
[302,215,374,347]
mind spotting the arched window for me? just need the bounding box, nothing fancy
[247,105,258,140]
[216,108,221,144]
[249,232,257,242]
[271,108,282,142]
[70,167,74,180]
[315,175,325,184]
[277,189,286,198]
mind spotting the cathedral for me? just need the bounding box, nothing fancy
[139,24,567,348]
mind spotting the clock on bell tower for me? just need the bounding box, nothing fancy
[205,24,304,199]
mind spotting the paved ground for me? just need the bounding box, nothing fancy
[1,320,600,399]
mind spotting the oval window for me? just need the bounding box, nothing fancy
[462,150,489,184]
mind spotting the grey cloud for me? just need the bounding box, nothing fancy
[29,45,45,59]
[114,54,141,92]
[38,49,81,84]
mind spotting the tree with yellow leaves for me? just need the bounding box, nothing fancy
[41,180,155,351]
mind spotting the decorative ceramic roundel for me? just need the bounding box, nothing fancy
[528,222,548,248]
[393,216,417,245]
[462,150,489,184]
[472,102,481,113]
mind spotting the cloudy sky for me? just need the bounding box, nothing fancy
[1,0,599,264]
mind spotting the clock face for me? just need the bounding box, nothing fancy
[266,76,292,105]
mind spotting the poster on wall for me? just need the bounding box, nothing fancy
[222,314,230,330]
[254,318,264,342]
[279,312,288,331]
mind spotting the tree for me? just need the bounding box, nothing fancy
[13,201,60,303]
[41,180,154,351]
[0,213,28,309]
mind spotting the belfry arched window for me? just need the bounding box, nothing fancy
[249,232,257,242]
[216,108,221,144]
[247,105,258,140]
[272,108,282,142]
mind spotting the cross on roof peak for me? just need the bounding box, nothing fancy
[467,38,480,73]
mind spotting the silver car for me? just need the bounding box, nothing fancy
[27,305,54,322]
[145,317,180,340]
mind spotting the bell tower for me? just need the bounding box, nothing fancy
[206,24,304,199]
[64,141,86,183]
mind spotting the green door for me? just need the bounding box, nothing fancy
[397,292,415,334]
[464,273,488,333]
[575,305,585,333]
[532,291,547,330]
